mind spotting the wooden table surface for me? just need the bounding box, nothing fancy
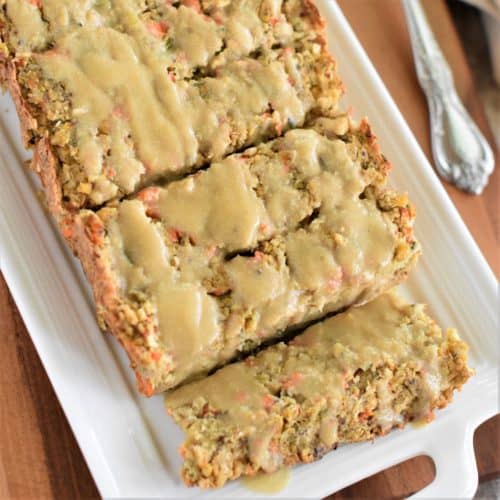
[0,1,498,498]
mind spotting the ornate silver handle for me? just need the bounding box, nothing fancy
[403,0,494,195]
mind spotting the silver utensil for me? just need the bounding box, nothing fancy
[403,0,494,195]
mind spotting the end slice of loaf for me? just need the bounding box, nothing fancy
[165,292,472,488]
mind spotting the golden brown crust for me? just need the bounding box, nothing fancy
[0,52,8,87]
[358,117,387,162]
[64,211,162,396]
[0,57,69,218]
[0,50,69,218]
[2,58,37,145]
[301,0,326,33]
[65,212,118,322]
[32,138,65,217]
[298,0,347,97]
[0,56,70,219]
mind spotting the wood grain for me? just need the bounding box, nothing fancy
[0,274,98,499]
[0,0,498,498]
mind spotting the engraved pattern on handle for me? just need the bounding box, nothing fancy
[403,0,494,195]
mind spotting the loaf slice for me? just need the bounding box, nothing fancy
[65,117,420,394]
[1,0,326,78]
[165,292,472,488]
[0,0,341,213]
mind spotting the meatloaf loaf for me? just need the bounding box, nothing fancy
[0,0,342,214]
[165,292,472,488]
[64,117,421,395]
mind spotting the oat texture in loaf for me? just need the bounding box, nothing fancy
[64,117,421,395]
[165,292,472,488]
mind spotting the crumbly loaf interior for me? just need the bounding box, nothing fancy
[0,0,341,209]
[67,119,420,394]
[165,293,472,488]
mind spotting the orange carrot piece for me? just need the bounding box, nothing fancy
[261,394,275,411]
[137,373,154,397]
[167,227,182,243]
[252,251,264,263]
[147,21,168,38]
[282,371,303,390]
[137,187,161,219]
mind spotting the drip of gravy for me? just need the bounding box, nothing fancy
[241,467,290,494]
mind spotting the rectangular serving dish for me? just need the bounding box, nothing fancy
[0,2,497,497]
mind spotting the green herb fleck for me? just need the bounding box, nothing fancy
[164,37,174,51]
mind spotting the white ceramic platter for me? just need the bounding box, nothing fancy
[0,1,497,498]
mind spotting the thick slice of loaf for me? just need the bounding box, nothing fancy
[1,0,326,76]
[165,292,472,488]
[0,0,341,213]
[65,118,420,394]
